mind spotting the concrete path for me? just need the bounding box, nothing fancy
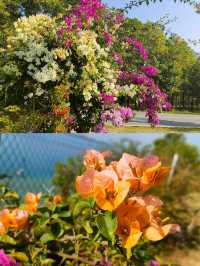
[129,111,200,128]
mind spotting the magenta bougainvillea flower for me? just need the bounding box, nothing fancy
[100,92,116,104]
[103,32,113,45]
[141,65,158,77]
[113,52,124,65]
[0,250,21,266]
[126,37,149,61]
[148,260,160,266]
[96,257,113,266]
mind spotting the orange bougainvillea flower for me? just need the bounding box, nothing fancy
[24,192,42,213]
[83,149,108,170]
[76,168,97,198]
[53,195,62,204]
[94,166,130,211]
[116,197,150,248]
[116,219,142,249]
[0,208,29,233]
[11,209,29,229]
[76,164,130,211]
[0,209,13,229]
[0,221,6,236]
[116,196,180,248]
[115,153,170,192]
[143,221,181,242]
[53,106,70,116]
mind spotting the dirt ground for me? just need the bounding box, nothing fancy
[162,248,200,266]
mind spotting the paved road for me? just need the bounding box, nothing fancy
[129,112,200,128]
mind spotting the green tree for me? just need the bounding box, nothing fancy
[184,57,200,96]
[115,18,196,95]
[162,34,196,95]
[126,0,196,9]
[0,0,76,46]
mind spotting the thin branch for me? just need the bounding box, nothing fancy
[58,253,96,265]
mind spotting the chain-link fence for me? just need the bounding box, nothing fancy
[0,134,106,195]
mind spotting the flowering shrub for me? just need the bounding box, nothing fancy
[0,0,171,132]
[0,150,180,265]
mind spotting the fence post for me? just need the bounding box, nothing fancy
[167,153,179,186]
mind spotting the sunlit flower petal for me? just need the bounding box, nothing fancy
[76,168,97,197]
[84,149,107,170]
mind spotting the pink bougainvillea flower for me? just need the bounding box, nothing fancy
[114,13,124,24]
[64,39,73,48]
[119,107,134,121]
[103,32,113,45]
[113,52,123,65]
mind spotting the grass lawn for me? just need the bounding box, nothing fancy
[107,125,200,133]
[164,110,200,115]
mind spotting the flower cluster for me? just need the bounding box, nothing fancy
[100,92,116,105]
[64,0,105,31]
[76,149,180,249]
[126,37,149,61]
[0,193,42,236]
[141,65,158,77]
[118,70,171,125]
[113,52,124,65]
[100,107,134,128]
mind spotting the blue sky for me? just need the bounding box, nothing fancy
[103,0,200,52]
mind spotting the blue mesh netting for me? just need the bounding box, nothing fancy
[0,134,105,195]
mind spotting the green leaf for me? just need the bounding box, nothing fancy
[73,198,94,217]
[0,235,16,245]
[10,252,29,262]
[96,212,117,242]
[4,191,19,199]
[40,232,55,244]
[52,210,71,219]
[82,220,93,234]
[41,259,55,265]
[51,222,64,238]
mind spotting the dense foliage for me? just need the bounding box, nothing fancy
[0,149,180,265]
